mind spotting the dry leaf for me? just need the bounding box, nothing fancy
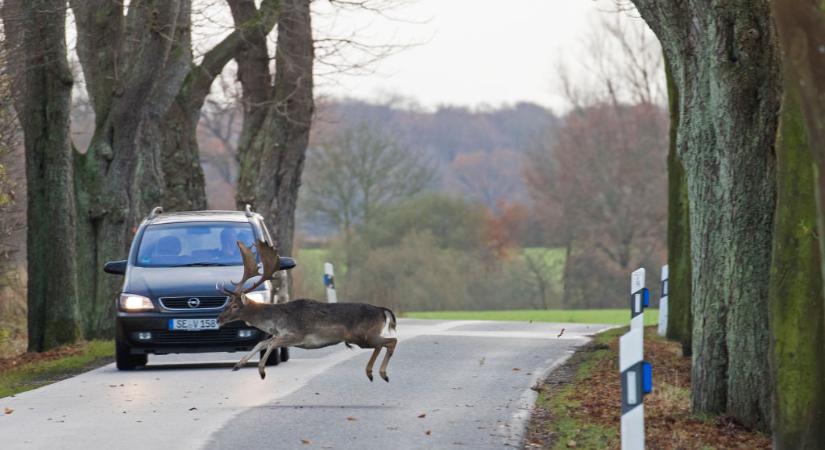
[4,407,13,415]
[346,416,357,421]
[425,430,432,436]
[189,407,197,411]
[558,328,566,338]
[301,439,311,445]
[512,367,521,372]
[417,413,426,418]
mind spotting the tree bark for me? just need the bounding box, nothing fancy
[2,0,83,350]
[71,0,193,337]
[770,0,825,290]
[159,0,280,211]
[235,0,314,260]
[770,2,825,449]
[768,65,825,449]
[664,55,692,356]
[632,0,780,430]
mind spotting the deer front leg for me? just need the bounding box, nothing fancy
[378,338,397,383]
[257,336,294,380]
[233,338,273,371]
[365,347,382,382]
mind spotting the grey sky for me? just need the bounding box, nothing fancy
[313,0,623,111]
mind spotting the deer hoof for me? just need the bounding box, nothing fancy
[259,370,266,380]
[232,364,242,371]
[380,372,389,383]
[367,372,373,382]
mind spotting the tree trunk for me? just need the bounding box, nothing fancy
[768,65,825,449]
[664,55,692,356]
[632,0,780,430]
[71,0,193,337]
[236,0,314,260]
[2,0,83,350]
[770,0,825,290]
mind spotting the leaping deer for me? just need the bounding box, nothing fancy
[217,240,398,381]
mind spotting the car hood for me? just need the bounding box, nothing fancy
[124,266,252,298]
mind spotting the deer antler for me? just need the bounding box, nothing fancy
[224,240,281,302]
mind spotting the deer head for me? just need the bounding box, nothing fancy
[217,240,280,326]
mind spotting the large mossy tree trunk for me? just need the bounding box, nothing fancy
[632,0,780,430]
[70,0,193,337]
[771,0,825,284]
[664,55,692,356]
[235,0,314,260]
[2,0,83,350]
[769,1,825,447]
[768,67,825,449]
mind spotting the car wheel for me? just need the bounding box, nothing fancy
[116,338,137,370]
[280,347,289,362]
[261,348,280,366]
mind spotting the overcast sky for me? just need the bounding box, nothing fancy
[312,0,627,111]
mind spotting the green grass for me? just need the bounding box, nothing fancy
[404,309,659,326]
[0,340,113,398]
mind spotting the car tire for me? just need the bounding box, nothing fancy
[280,347,289,362]
[116,338,146,370]
[261,348,280,366]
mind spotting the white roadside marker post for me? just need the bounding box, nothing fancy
[657,265,669,337]
[620,268,653,450]
[323,262,338,303]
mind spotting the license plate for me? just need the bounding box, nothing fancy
[168,318,219,331]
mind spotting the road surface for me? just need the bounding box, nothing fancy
[0,319,610,449]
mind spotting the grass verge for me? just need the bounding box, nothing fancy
[524,327,771,449]
[404,309,659,326]
[0,340,113,398]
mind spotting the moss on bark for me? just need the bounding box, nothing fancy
[768,60,825,449]
[664,55,692,356]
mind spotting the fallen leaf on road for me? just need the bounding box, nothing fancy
[417,413,426,418]
[512,368,521,372]
[558,328,566,338]
[189,407,197,411]
[4,407,13,415]
[301,439,311,445]
[346,416,357,421]
[425,430,432,436]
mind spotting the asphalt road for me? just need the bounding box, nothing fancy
[0,319,610,450]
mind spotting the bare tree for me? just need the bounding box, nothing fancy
[300,123,436,236]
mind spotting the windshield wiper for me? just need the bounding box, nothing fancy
[178,262,234,267]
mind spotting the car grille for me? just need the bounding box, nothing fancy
[159,296,228,310]
[148,329,261,345]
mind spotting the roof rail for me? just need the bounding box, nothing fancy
[244,204,254,217]
[148,206,163,220]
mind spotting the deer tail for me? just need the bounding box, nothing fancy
[382,308,397,332]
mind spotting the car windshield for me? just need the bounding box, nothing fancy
[136,221,256,268]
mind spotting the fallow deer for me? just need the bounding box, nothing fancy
[217,240,398,381]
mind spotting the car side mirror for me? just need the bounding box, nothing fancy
[279,257,297,271]
[104,260,127,275]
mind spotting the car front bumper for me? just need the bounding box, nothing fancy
[116,311,265,355]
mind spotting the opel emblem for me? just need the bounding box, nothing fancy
[187,297,201,308]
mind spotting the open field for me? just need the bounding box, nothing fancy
[405,309,660,326]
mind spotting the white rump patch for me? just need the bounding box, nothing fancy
[381,310,397,338]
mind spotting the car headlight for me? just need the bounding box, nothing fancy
[244,291,271,304]
[119,294,154,311]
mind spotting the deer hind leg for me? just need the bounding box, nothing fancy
[378,338,397,383]
[365,347,382,382]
